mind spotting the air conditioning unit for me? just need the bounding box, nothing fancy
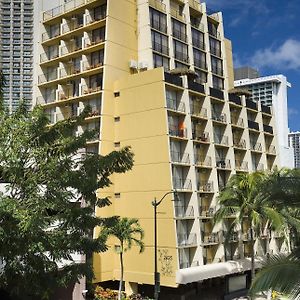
[129,59,138,69]
[138,61,148,70]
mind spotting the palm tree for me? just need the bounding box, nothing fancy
[214,172,287,283]
[103,217,144,300]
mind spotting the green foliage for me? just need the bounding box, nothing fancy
[0,104,134,299]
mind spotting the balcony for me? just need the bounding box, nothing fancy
[170,7,185,22]
[177,233,197,247]
[82,60,103,72]
[86,12,106,25]
[235,160,248,172]
[61,21,83,35]
[80,105,101,118]
[188,81,205,94]
[164,72,183,87]
[38,70,58,84]
[209,87,224,100]
[198,181,214,193]
[246,99,258,110]
[169,125,187,139]
[149,0,166,12]
[233,138,246,149]
[189,0,201,12]
[202,232,220,245]
[59,66,81,79]
[216,159,231,170]
[153,42,169,55]
[179,260,200,269]
[229,93,242,106]
[263,124,273,134]
[214,134,229,147]
[195,156,212,168]
[192,130,210,143]
[267,145,276,155]
[175,205,194,219]
[84,36,105,48]
[172,29,187,43]
[173,178,192,191]
[212,112,227,124]
[248,120,259,131]
[171,151,190,165]
[261,105,271,115]
[254,163,264,171]
[167,98,185,113]
[81,84,102,95]
[191,106,207,119]
[231,117,244,128]
[41,30,61,43]
[250,142,262,152]
[199,206,215,218]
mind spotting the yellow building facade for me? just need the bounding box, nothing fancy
[35,0,284,298]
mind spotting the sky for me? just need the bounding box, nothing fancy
[204,0,300,132]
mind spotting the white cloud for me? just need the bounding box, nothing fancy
[250,39,300,71]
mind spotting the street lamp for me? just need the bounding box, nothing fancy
[152,191,178,300]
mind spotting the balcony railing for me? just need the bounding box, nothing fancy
[188,81,205,94]
[85,12,106,25]
[195,156,212,167]
[231,117,244,127]
[198,181,213,193]
[59,66,81,78]
[175,205,194,218]
[248,120,259,131]
[233,138,246,149]
[214,135,229,146]
[149,0,166,13]
[79,105,101,118]
[179,260,200,269]
[250,142,262,152]
[177,233,197,247]
[84,36,105,48]
[202,232,220,244]
[199,206,215,218]
[212,112,226,123]
[192,130,210,143]
[229,93,242,106]
[216,159,231,169]
[191,106,207,119]
[209,87,224,100]
[82,60,103,72]
[61,21,83,35]
[81,84,102,95]
[171,151,190,164]
[246,99,258,110]
[170,7,185,22]
[235,160,248,172]
[169,125,187,138]
[173,178,192,191]
[167,98,185,113]
[38,70,58,84]
[267,145,276,154]
[263,124,273,134]
[164,72,183,87]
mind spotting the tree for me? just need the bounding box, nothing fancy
[0,103,134,299]
[214,172,287,284]
[102,217,145,300]
[250,248,300,299]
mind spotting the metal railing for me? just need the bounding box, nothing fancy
[169,126,187,138]
[214,134,229,146]
[202,232,220,244]
[233,138,246,149]
[250,142,262,152]
[212,112,226,123]
[216,159,231,169]
[175,205,194,218]
[167,98,185,112]
[198,181,214,192]
[190,106,207,119]
[177,233,197,247]
[82,60,104,72]
[173,178,192,191]
[199,206,215,218]
[171,151,190,164]
[231,117,244,127]
[192,130,210,142]
[195,156,212,167]
[81,84,102,95]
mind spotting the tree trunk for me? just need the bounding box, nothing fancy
[118,251,124,300]
[250,226,255,300]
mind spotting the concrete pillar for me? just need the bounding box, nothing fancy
[125,282,138,296]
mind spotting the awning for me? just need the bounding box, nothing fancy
[176,261,244,284]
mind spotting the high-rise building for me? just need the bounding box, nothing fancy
[0,0,35,112]
[288,131,300,168]
[234,73,294,168]
[35,0,284,299]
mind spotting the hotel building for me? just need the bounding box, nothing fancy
[0,0,35,112]
[288,131,300,168]
[35,0,284,299]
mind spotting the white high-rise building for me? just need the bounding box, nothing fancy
[0,0,36,112]
[234,74,294,168]
[288,131,300,168]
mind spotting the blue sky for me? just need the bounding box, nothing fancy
[204,0,300,131]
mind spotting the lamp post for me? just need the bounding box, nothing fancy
[152,191,178,300]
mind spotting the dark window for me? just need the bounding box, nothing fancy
[173,40,189,63]
[94,4,107,20]
[192,28,205,50]
[153,53,169,70]
[151,31,169,55]
[193,49,206,70]
[149,8,167,33]
[172,19,187,42]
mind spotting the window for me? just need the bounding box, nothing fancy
[208,22,219,38]
[92,27,105,43]
[192,28,205,50]
[151,31,169,55]
[153,53,169,70]
[89,74,102,89]
[211,56,223,76]
[94,4,107,20]
[210,38,221,57]
[212,75,224,90]
[149,8,167,33]
[172,19,186,42]
[49,23,60,38]
[173,40,188,63]
[193,49,206,70]
[91,49,104,66]
[194,70,207,84]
